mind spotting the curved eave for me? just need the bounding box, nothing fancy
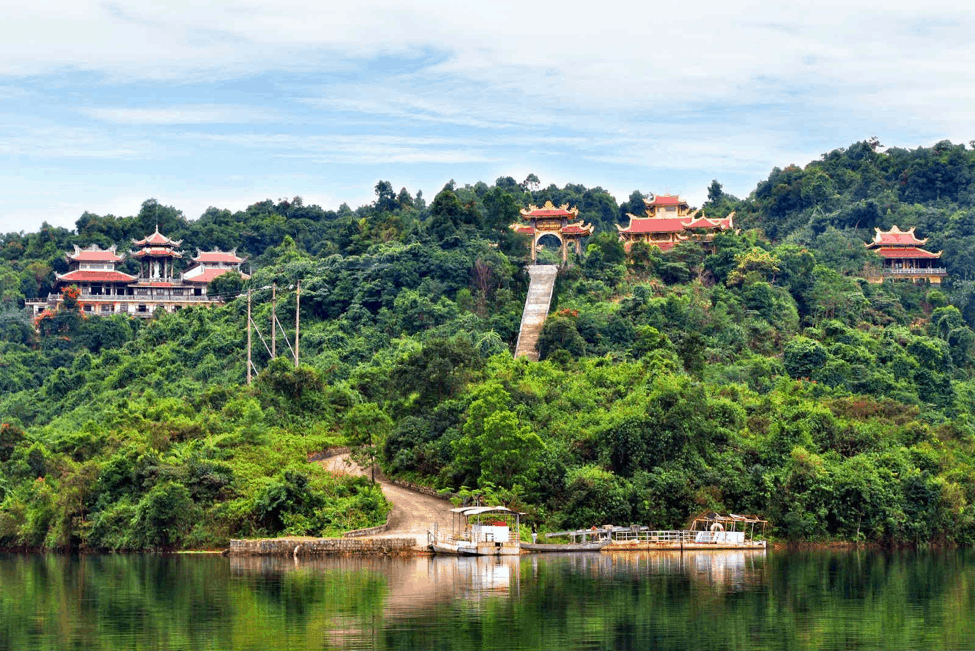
[55,270,137,283]
[131,249,184,258]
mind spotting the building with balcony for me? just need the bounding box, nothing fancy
[865,225,946,284]
[26,228,249,317]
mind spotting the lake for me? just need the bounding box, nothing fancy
[1,549,973,650]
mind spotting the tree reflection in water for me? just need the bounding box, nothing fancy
[2,550,975,650]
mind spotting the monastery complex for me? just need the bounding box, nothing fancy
[26,227,248,317]
[27,195,948,323]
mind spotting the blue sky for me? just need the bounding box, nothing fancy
[1,1,973,233]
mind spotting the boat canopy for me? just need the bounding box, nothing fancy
[693,512,768,525]
[688,512,769,534]
[450,506,521,517]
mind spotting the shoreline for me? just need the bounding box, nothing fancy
[2,538,962,555]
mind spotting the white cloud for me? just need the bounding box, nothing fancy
[0,120,152,159]
[83,104,280,125]
[2,2,973,120]
[1,1,974,235]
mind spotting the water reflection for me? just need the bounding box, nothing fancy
[4,550,975,650]
[231,554,521,606]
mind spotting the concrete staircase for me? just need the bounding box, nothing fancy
[514,265,559,361]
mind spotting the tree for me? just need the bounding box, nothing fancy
[521,173,541,192]
[477,410,544,489]
[482,187,521,234]
[455,383,544,490]
[374,180,398,212]
[130,482,197,550]
[428,187,464,242]
[619,190,648,220]
[784,336,827,379]
[726,248,780,286]
[345,403,393,483]
[537,316,586,360]
[207,270,245,298]
[707,180,724,204]
[397,187,414,208]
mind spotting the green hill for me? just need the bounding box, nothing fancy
[4,147,975,549]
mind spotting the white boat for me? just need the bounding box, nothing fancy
[429,506,523,556]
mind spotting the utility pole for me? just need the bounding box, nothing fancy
[294,280,300,369]
[246,289,252,385]
[271,283,276,359]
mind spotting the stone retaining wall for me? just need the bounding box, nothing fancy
[307,447,349,462]
[386,477,454,500]
[229,537,420,557]
[343,512,391,538]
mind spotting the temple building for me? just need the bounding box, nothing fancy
[182,249,247,287]
[511,201,594,263]
[865,225,946,284]
[131,228,183,284]
[26,228,249,317]
[616,194,735,252]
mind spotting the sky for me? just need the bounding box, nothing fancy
[1,1,973,234]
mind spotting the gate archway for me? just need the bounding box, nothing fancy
[510,201,593,265]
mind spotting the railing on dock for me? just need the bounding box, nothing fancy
[547,526,696,544]
[611,529,695,544]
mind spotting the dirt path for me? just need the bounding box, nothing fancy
[322,453,454,545]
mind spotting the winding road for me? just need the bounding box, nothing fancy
[322,453,454,545]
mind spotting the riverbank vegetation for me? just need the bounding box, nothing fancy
[4,140,975,549]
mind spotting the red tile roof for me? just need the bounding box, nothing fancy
[68,249,123,262]
[876,247,941,259]
[182,268,247,284]
[56,270,136,283]
[520,201,580,219]
[683,217,722,229]
[649,195,686,207]
[133,229,181,247]
[561,224,594,235]
[193,250,243,263]
[618,217,688,233]
[868,225,927,247]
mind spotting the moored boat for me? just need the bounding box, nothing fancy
[602,513,768,551]
[429,506,523,556]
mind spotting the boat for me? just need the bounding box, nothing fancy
[602,513,768,551]
[428,506,523,556]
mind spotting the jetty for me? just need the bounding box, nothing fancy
[537,514,768,552]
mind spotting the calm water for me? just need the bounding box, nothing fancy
[1,549,973,650]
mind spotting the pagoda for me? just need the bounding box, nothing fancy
[510,201,594,263]
[865,225,946,283]
[616,194,734,252]
[131,226,183,284]
[182,249,250,287]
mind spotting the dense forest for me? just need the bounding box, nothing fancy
[5,140,975,550]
